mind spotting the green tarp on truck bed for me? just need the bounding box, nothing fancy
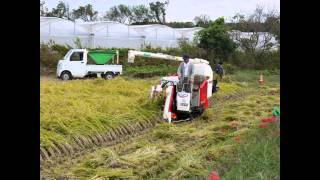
[88,50,117,65]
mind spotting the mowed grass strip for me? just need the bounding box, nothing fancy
[40,77,160,149]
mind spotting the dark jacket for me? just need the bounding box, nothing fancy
[214,64,223,76]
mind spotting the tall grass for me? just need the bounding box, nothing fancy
[40,77,160,149]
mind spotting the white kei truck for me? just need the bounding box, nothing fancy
[56,49,123,80]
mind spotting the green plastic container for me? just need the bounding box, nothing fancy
[272,106,280,117]
[88,50,117,65]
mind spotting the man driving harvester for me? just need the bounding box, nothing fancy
[177,54,195,93]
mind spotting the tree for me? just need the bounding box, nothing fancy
[194,15,211,27]
[227,13,249,31]
[40,1,48,16]
[197,18,237,62]
[131,5,154,24]
[49,1,71,20]
[85,4,98,22]
[227,5,280,54]
[104,4,132,24]
[72,6,86,21]
[264,10,280,43]
[72,4,98,22]
[246,5,270,32]
[103,2,169,25]
[104,6,120,22]
[149,1,169,24]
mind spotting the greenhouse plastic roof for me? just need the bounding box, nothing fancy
[40,17,202,39]
[40,17,279,49]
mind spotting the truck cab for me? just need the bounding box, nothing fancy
[57,49,122,80]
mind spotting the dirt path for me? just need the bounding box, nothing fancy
[40,75,59,81]
[40,86,279,179]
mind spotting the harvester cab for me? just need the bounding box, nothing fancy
[127,50,213,123]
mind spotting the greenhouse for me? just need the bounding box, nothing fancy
[40,17,203,49]
[40,17,279,50]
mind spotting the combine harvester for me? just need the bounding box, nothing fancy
[128,50,214,122]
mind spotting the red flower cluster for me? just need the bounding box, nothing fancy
[258,123,269,129]
[261,116,277,123]
[209,171,220,180]
[234,136,241,142]
[258,116,278,129]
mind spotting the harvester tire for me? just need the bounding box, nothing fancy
[61,71,72,80]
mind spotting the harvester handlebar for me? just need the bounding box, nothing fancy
[161,80,175,88]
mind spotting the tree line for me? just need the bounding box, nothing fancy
[40,1,170,24]
[40,1,215,28]
[40,1,278,32]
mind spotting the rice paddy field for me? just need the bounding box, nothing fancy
[40,71,280,179]
[40,77,161,154]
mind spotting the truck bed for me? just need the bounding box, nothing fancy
[86,65,122,74]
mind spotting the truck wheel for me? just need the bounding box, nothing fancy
[104,72,114,80]
[61,71,72,80]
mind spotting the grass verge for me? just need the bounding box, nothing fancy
[212,118,280,180]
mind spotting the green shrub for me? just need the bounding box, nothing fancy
[228,50,279,70]
[40,43,65,74]
[223,63,237,74]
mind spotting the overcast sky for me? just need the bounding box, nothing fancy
[43,0,280,22]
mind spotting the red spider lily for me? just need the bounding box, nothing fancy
[261,116,277,123]
[209,171,220,180]
[234,136,241,142]
[259,123,269,129]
